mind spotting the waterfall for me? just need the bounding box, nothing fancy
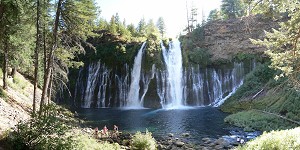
[74,67,84,107]
[126,42,146,108]
[72,40,256,108]
[162,39,184,108]
[191,66,204,105]
[96,65,110,108]
[211,62,245,107]
[82,62,101,108]
[116,64,130,107]
[140,64,156,105]
[156,70,166,107]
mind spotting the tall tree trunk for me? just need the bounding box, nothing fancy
[2,37,8,90]
[47,70,53,105]
[39,0,62,115]
[33,0,41,116]
[11,67,16,78]
[186,1,191,33]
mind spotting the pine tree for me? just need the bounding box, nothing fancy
[0,0,32,90]
[109,15,117,34]
[221,0,246,19]
[156,17,166,38]
[98,18,109,30]
[39,0,98,114]
[251,0,300,88]
[137,18,147,37]
[207,9,222,21]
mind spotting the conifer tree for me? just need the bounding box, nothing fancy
[39,0,98,114]
[221,0,246,19]
[0,0,32,90]
[137,18,147,37]
[251,0,300,88]
[156,17,166,38]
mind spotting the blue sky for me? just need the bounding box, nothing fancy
[95,0,221,37]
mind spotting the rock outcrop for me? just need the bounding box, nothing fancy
[203,15,281,61]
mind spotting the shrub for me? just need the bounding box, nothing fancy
[235,127,300,150]
[188,47,211,66]
[131,130,157,150]
[8,104,76,150]
[224,110,297,131]
[0,87,8,99]
[13,75,27,89]
[74,134,120,150]
[0,68,3,78]
[7,104,121,150]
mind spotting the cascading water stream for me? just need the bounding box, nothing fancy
[126,42,146,108]
[161,39,184,108]
[82,62,101,108]
[140,64,156,105]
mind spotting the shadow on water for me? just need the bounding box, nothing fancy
[76,106,231,143]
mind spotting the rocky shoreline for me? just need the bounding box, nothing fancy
[82,128,261,150]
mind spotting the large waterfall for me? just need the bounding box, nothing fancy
[72,40,257,108]
[126,42,146,108]
[161,40,184,108]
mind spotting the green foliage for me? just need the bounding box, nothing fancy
[6,103,121,150]
[250,0,300,88]
[188,47,211,66]
[221,59,300,132]
[224,110,297,131]
[74,135,120,150]
[8,104,77,150]
[223,84,300,131]
[12,75,28,90]
[235,127,300,150]
[0,69,3,78]
[131,130,157,150]
[0,87,8,99]
[221,0,246,19]
[247,0,284,17]
[233,53,257,62]
[181,25,211,67]
[221,62,277,112]
[156,17,166,38]
[207,9,222,21]
[137,18,147,37]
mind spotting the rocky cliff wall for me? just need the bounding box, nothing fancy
[203,15,281,61]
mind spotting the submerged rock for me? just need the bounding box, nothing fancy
[182,133,190,137]
[174,141,185,147]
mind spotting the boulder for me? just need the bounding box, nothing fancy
[182,133,190,137]
[157,144,166,150]
[167,133,174,137]
[214,145,224,150]
[215,138,229,147]
[174,141,185,147]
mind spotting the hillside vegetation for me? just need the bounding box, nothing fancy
[0,70,41,134]
[221,62,300,131]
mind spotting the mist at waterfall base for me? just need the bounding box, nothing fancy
[76,107,231,143]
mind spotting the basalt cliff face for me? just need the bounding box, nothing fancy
[203,15,280,62]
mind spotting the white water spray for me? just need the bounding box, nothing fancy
[126,42,146,108]
[162,39,184,108]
